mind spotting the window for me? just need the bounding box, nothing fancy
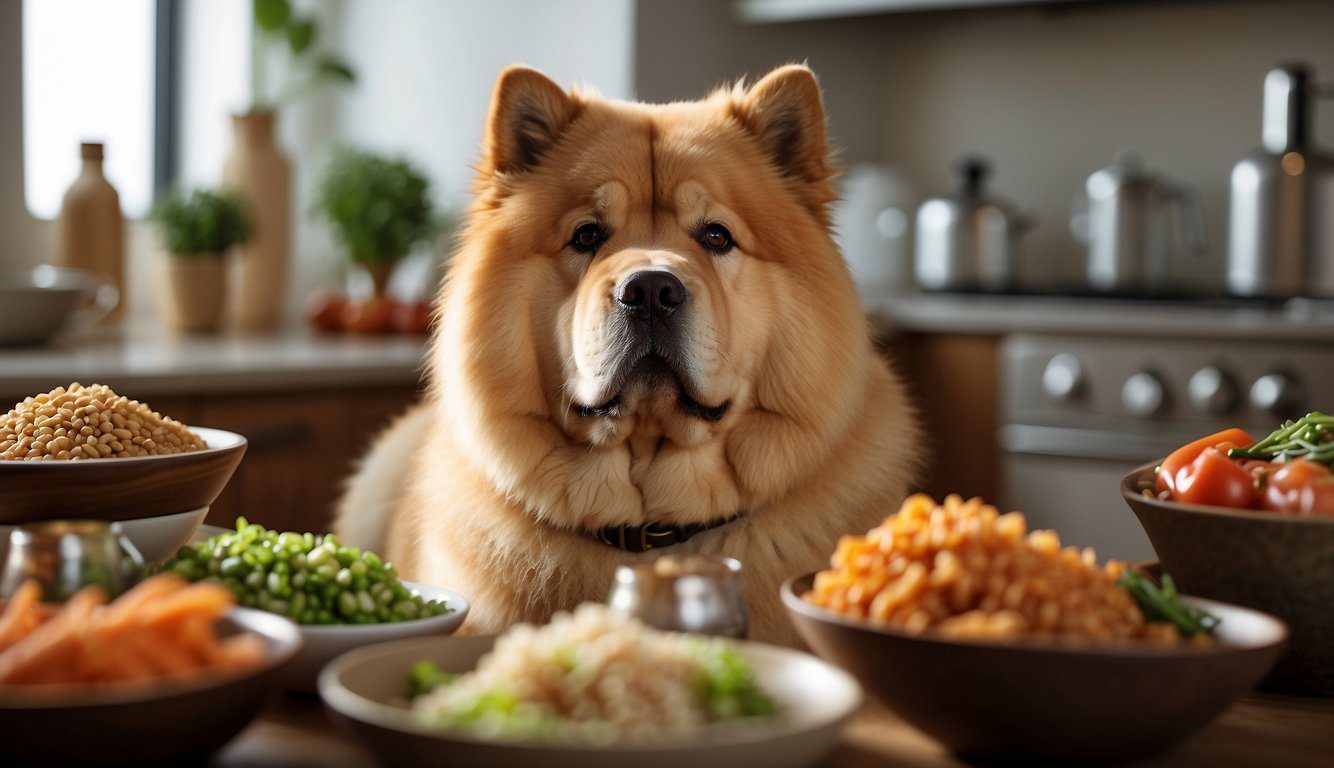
[22,0,158,219]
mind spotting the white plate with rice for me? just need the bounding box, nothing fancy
[319,606,863,768]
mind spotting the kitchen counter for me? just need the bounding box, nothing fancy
[866,292,1334,341]
[0,325,428,397]
[218,691,1334,767]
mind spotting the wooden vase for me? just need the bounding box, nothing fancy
[54,142,124,323]
[160,254,227,333]
[222,112,290,332]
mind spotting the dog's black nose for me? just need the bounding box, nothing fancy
[615,270,687,320]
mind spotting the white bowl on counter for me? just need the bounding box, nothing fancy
[0,266,119,346]
[320,634,863,768]
[285,581,469,693]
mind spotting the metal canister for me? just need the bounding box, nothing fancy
[914,157,1033,293]
[606,554,747,638]
[1228,64,1334,298]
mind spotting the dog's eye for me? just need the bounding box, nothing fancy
[571,223,606,253]
[700,223,733,253]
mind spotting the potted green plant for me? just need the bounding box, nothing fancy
[314,147,438,297]
[150,189,253,332]
[223,0,356,331]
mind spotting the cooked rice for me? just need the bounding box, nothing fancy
[413,603,770,743]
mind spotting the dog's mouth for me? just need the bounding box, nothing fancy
[574,354,730,422]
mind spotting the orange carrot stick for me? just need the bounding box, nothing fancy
[0,585,104,684]
[0,580,41,651]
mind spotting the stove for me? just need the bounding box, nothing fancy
[998,332,1330,560]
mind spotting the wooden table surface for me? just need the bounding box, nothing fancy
[213,690,1334,767]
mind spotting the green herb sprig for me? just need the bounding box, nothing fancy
[1226,412,1334,466]
[408,660,455,698]
[1118,570,1219,637]
[692,643,778,719]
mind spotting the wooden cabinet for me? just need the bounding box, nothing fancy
[195,387,417,532]
[882,332,1001,503]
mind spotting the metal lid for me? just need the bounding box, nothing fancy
[1263,64,1309,154]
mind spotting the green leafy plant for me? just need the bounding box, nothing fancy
[250,0,355,111]
[150,189,253,257]
[314,147,438,265]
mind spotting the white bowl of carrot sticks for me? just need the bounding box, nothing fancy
[0,574,301,766]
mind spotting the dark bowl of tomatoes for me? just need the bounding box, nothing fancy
[1122,454,1334,695]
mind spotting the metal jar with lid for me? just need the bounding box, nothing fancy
[1076,153,1207,295]
[1228,63,1334,298]
[914,158,1032,292]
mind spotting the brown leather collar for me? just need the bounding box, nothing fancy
[590,515,742,553]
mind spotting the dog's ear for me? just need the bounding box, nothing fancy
[738,65,831,185]
[483,66,579,175]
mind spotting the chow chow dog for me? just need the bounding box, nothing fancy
[335,64,918,644]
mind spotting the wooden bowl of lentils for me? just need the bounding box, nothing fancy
[0,383,247,524]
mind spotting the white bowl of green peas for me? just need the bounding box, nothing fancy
[167,522,470,693]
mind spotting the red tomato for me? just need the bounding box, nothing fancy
[1262,459,1334,516]
[1239,459,1278,491]
[1302,481,1334,517]
[393,299,433,335]
[1157,428,1256,496]
[1173,447,1259,508]
[304,290,347,333]
[341,297,397,334]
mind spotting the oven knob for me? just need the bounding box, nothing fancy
[1122,371,1166,417]
[1250,372,1305,419]
[1187,366,1238,416]
[1041,354,1084,402]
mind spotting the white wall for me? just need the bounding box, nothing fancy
[311,0,635,301]
[332,0,635,207]
[0,0,635,322]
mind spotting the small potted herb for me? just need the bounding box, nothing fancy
[150,189,252,332]
[314,147,437,298]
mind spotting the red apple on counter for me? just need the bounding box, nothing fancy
[393,299,434,334]
[304,290,347,333]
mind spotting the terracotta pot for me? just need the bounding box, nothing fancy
[55,142,125,323]
[222,112,290,332]
[160,254,227,332]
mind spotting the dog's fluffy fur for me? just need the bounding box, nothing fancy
[335,65,918,645]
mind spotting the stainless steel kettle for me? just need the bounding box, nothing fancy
[914,158,1032,292]
[1075,153,1207,294]
[1227,64,1334,298]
